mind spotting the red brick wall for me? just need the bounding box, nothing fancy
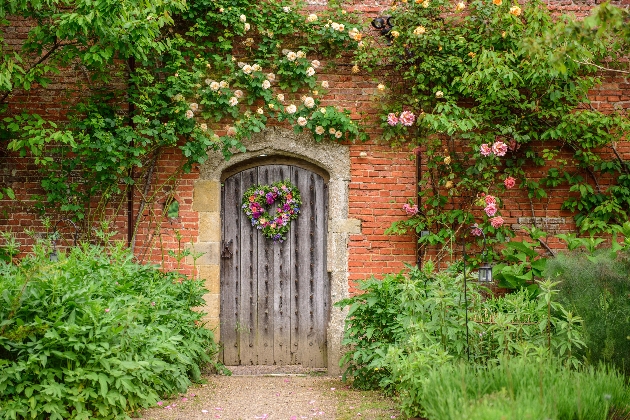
[1,1,629,295]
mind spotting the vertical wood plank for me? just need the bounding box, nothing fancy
[220,175,241,365]
[256,166,273,365]
[271,166,292,365]
[239,168,258,365]
[309,175,327,367]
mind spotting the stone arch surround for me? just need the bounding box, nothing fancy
[192,127,359,373]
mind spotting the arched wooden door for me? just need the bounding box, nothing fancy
[220,164,329,367]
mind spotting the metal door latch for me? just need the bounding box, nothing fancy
[221,239,233,259]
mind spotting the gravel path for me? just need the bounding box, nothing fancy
[137,369,399,420]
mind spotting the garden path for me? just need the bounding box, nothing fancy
[137,367,399,420]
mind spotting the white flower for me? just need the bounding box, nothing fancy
[277,93,285,102]
[329,127,336,134]
[227,126,237,136]
[307,13,318,22]
[321,81,329,88]
[297,51,306,59]
[282,49,289,55]
[331,22,340,31]
[244,22,251,31]
[306,67,315,77]
[242,65,253,74]
[320,107,327,114]
[234,90,244,98]
[185,110,194,119]
[205,78,213,85]
[335,130,343,138]
[256,107,264,115]
[189,103,199,111]
[287,51,297,61]
[297,117,308,126]
[377,84,386,91]
[239,14,247,22]
[435,90,444,98]
[282,6,291,12]
[414,26,426,35]
[266,73,276,82]
[237,61,246,68]
[210,81,220,91]
[349,28,361,41]
[456,1,465,11]
[252,64,261,72]
[303,97,315,108]
[311,60,321,69]
[229,96,239,106]
[286,104,297,114]
[219,80,228,88]
[315,126,325,135]
[200,123,208,131]
[262,80,271,89]
[338,24,345,32]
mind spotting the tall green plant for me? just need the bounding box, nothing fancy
[0,241,218,419]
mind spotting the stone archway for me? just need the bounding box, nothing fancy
[192,127,358,373]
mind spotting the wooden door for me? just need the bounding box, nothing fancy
[220,164,329,367]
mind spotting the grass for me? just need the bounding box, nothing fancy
[330,380,401,420]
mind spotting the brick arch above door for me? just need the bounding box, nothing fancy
[192,127,358,373]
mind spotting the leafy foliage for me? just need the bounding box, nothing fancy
[337,264,585,393]
[0,242,218,419]
[546,249,630,376]
[360,0,630,256]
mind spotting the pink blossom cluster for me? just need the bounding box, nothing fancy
[504,176,516,189]
[480,141,508,157]
[402,203,419,216]
[387,111,416,127]
[490,216,504,228]
[482,194,497,217]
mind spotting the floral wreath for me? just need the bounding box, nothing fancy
[241,180,302,242]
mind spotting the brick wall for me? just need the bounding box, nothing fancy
[1,0,629,295]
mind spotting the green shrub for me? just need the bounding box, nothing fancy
[546,250,630,375]
[0,242,219,420]
[338,264,585,391]
[406,356,630,420]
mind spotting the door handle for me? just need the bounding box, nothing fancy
[221,239,233,259]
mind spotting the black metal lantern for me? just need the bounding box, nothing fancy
[478,262,493,283]
[371,16,395,45]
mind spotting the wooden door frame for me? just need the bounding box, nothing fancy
[192,127,360,374]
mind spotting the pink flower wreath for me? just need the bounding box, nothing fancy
[241,180,302,242]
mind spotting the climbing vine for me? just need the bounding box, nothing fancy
[353,0,630,258]
[1,0,365,233]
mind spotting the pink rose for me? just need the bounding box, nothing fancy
[484,195,496,205]
[402,203,419,216]
[480,143,492,157]
[490,216,504,228]
[399,111,416,126]
[492,141,508,156]
[504,176,516,189]
[471,227,483,236]
[387,113,399,126]
[484,203,498,216]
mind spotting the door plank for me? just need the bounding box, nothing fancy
[239,168,258,365]
[256,166,273,365]
[220,176,241,365]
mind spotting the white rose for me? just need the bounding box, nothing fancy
[244,22,251,31]
[252,64,261,72]
[331,22,340,31]
[234,90,243,98]
[266,73,276,82]
[335,130,343,138]
[277,93,285,102]
[306,67,315,77]
[435,90,444,98]
[297,117,308,126]
[282,6,291,12]
[303,97,315,108]
[311,60,321,69]
[328,127,336,134]
[262,80,271,89]
[219,80,228,88]
[200,123,208,131]
[205,78,213,85]
[321,81,329,88]
[189,103,198,111]
[239,14,247,22]
[307,13,318,22]
[320,107,327,114]
[287,51,297,61]
[297,51,306,59]
[210,81,220,91]
[315,126,325,135]
[377,84,386,91]
[257,108,264,114]
[286,104,297,114]
[237,61,246,68]
[338,24,345,32]
[229,96,239,106]
[242,65,253,74]
[185,110,194,119]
